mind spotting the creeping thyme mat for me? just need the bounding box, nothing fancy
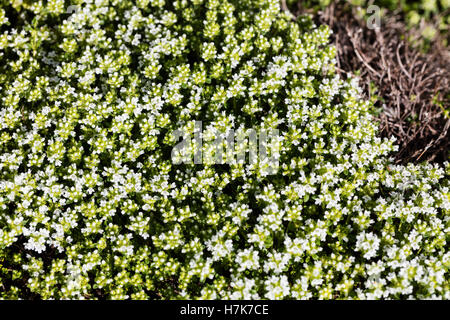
[0,0,449,299]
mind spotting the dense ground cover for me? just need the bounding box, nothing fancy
[0,0,448,299]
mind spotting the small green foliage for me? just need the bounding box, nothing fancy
[0,0,448,300]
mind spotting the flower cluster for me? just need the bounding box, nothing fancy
[0,0,448,299]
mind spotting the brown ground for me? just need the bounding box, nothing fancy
[287,1,450,164]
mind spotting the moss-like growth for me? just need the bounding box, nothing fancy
[0,0,448,299]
